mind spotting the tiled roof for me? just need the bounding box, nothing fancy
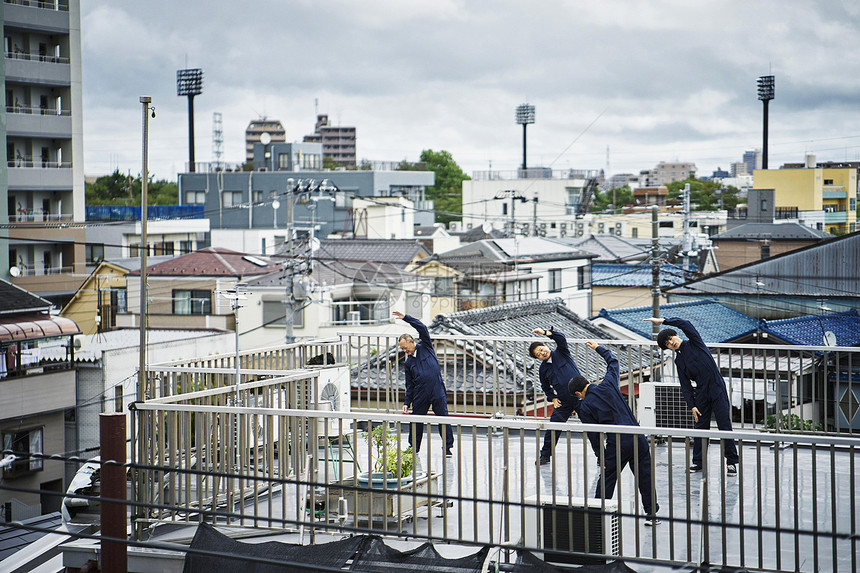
[553,234,657,263]
[763,309,860,347]
[592,263,686,288]
[130,247,277,278]
[354,298,651,395]
[595,300,759,343]
[712,222,832,241]
[242,259,428,288]
[0,279,52,315]
[314,239,429,266]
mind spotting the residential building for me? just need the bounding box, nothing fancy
[351,196,414,239]
[302,114,356,168]
[632,185,668,206]
[589,262,686,311]
[0,279,79,520]
[413,224,460,254]
[407,254,462,317]
[4,0,86,303]
[253,141,322,172]
[436,237,594,316]
[460,168,600,238]
[753,162,857,234]
[710,221,831,271]
[244,118,285,162]
[119,247,279,332]
[640,161,696,187]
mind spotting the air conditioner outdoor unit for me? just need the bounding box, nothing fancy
[346,310,361,325]
[312,365,351,436]
[615,222,623,233]
[638,381,694,429]
[523,495,619,565]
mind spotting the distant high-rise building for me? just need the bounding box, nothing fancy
[303,114,356,168]
[245,119,286,162]
[731,162,749,177]
[3,0,87,300]
[641,161,696,187]
[743,149,762,174]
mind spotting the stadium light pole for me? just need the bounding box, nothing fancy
[757,75,774,170]
[177,68,203,172]
[515,103,535,175]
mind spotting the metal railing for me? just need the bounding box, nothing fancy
[4,0,69,10]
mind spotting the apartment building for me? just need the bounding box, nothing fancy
[303,114,356,168]
[244,118,286,162]
[3,0,86,303]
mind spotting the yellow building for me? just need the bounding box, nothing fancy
[754,167,857,235]
[60,262,130,335]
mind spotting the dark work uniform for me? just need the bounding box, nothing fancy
[577,345,659,516]
[664,317,739,467]
[538,331,582,460]
[402,315,454,452]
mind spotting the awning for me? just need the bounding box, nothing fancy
[0,314,80,343]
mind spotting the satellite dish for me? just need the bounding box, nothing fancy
[259,132,272,145]
[481,222,492,234]
[271,199,280,210]
[310,237,321,252]
[320,382,340,411]
[823,331,837,347]
[9,266,20,277]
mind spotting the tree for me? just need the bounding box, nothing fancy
[667,177,741,212]
[590,185,634,213]
[416,149,470,226]
[85,170,178,206]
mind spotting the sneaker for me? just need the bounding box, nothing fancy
[689,464,703,473]
[726,464,737,477]
[445,448,453,458]
[644,516,661,526]
[536,456,551,466]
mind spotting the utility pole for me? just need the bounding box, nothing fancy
[682,183,691,280]
[650,205,660,340]
[138,96,153,402]
[285,178,296,345]
[532,196,538,236]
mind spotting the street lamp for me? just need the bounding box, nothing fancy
[757,75,774,170]
[515,103,535,174]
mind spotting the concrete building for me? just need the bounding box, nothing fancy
[303,114,356,169]
[640,161,696,187]
[743,149,762,175]
[460,169,600,238]
[244,118,286,162]
[3,0,86,303]
[753,161,857,234]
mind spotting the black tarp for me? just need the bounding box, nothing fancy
[182,522,366,573]
[504,549,636,573]
[349,535,489,572]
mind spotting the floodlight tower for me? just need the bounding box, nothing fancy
[177,68,204,172]
[757,75,774,169]
[515,103,535,173]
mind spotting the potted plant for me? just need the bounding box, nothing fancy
[358,423,414,488]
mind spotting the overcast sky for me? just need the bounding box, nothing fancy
[80,0,860,183]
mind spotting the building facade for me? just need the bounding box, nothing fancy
[3,0,86,301]
[244,118,286,162]
[303,114,356,169]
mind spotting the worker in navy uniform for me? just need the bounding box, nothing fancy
[529,328,582,465]
[570,341,660,525]
[646,316,739,477]
[393,311,454,457]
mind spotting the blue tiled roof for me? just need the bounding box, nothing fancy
[595,300,759,343]
[592,263,687,288]
[762,309,860,347]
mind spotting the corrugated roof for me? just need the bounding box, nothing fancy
[596,300,759,343]
[0,314,80,342]
[763,309,860,347]
[665,231,860,298]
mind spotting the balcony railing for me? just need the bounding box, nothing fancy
[7,158,71,169]
[124,335,860,570]
[4,0,69,10]
[4,52,70,65]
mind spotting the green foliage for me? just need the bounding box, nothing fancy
[666,177,742,211]
[363,423,413,477]
[417,149,470,226]
[764,414,823,432]
[590,185,634,213]
[85,170,178,206]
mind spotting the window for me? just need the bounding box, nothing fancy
[2,427,43,478]
[111,287,128,313]
[659,221,673,228]
[129,244,139,257]
[761,199,768,211]
[173,289,211,315]
[253,190,264,203]
[184,190,205,205]
[262,298,286,327]
[406,292,423,318]
[824,179,833,185]
[85,244,104,263]
[578,265,591,290]
[278,153,291,169]
[331,298,389,325]
[114,386,123,413]
[222,190,243,207]
[631,227,638,238]
[179,240,193,254]
[502,203,508,215]
[154,242,174,256]
[434,277,454,296]
[548,269,562,293]
[761,244,771,259]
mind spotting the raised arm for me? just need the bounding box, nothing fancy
[394,311,432,343]
[595,344,619,388]
[663,317,705,347]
